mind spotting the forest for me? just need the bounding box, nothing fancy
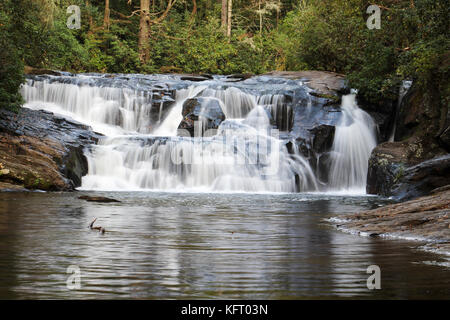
[0,0,450,301]
[0,0,448,110]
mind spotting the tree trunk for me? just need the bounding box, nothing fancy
[139,0,151,63]
[259,0,262,35]
[221,0,227,35]
[104,0,110,30]
[227,0,232,39]
[86,1,94,33]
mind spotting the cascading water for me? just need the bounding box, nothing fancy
[328,93,377,192]
[153,85,208,136]
[201,87,257,118]
[21,74,379,194]
[389,80,413,142]
[81,97,318,192]
[21,79,158,135]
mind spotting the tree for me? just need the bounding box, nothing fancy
[104,0,111,30]
[221,0,227,35]
[227,0,232,39]
[138,0,176,64]
[138,0,151,63]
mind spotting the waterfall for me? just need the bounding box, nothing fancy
[328,93,377,192]
[201,87,257,118]
[389,80,413,142]
[81,104,318,193]
[21,79,158,135]
[20,74,380,194]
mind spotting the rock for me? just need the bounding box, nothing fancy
[226,73,254,82]
[395,83,445,142]
[308,124,336,154]
[149,95,176,124]
[331,188,450,255]
[24,66,62,76]
[79,196,120,203]
[263,71,348,96]
[438,108,450,151]
[177,97,226,137]
[391,154,450,200]
[180,75,211,82]
[366,137,449,199]
[267,103,294,132]
[0,108,100,191]
[0,182,28,192]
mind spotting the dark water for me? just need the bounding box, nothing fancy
[0,191,448,299]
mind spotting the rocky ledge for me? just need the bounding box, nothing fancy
[367,137,450,200]
[331,187,450,255]
[0,107,100,191]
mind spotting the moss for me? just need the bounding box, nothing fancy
[393,165,405,183]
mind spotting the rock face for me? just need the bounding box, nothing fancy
[367,82,450,200]
[177,97,226,137]
[263,71,349,97]
[0,108,100,191]
[331,187,450,255]
[273,72,345,184]
[367,137,449,200]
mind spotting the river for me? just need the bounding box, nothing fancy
[0,191,448,299]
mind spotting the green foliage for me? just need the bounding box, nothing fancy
[0,0,448,111]
[0,1,24,111]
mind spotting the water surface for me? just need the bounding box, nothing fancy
[0,192,448,299]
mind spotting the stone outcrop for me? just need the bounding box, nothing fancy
[263,70,349,98]
[367,136,449,200]
[367,81,450,200]
[0,107,100,191]
[177,97,226,137]
[331,187,450,255]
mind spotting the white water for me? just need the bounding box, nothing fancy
[21,76,378,194]
[201,87,257,118]
[153,85,207,136]
[21,80,156,136]
[328,94,377,192]
[81,102,318,192]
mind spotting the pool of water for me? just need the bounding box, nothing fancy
[0,191,448,299]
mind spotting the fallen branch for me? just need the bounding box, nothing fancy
[89,218,106,234]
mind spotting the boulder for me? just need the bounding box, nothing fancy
[177,97,226,137]
[366,137,449,200]
[0,108,100,191]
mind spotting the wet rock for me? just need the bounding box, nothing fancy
[79,196,120,203]
[226,73,254,82]
[149,95,176,124]
[331,188,450,255]
[395,83,446,143]
[263,71,348,97]
[366,138,449,200]
[391,154,450,200]
[177,97,226,137]
[0,108,100,191]
[268,103,293,132]
[180,75,211,82]
[309,125,335,154]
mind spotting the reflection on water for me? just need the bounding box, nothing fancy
[0,192,448,299]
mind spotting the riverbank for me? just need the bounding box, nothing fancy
[330,187,450,256]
